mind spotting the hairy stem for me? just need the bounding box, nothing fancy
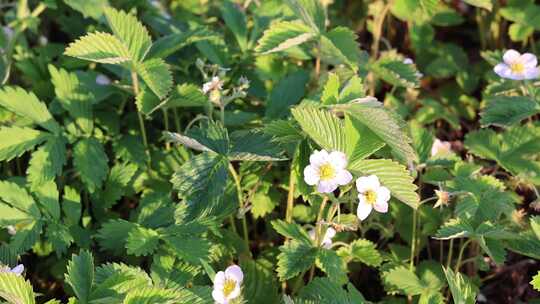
[309,196,329,281]
[285,168,296,223]
[130,71,151,171]
[454,239,473,273]
[409,209,418,270]
[229,163,249,248]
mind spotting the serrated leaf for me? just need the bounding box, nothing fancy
[0,86,60,134]
[96,219,136,254]
[372,59,420,88]
[9,221,42,254]
[443,268,477,304]
[46,222,73,256]
[277,241,318,281]
[256,21,315,54]
[480,96,539,127]
[135,58,173,99]
[321,73,340,105]
[240,259,280,304]
[348,239,382,267]
[531,216,540,240]
[291,105,346,153]
[434,218,473,240]
[316,249,347,283]
[299,277,365,304]
[34,180,60,220]
[349,158,419,209]
[65,250,94,304]
[104,7,152,62]
[531,271,540,292]
[0,272,36,304]
[0,126,48,162]
[284,0,326,31]
[63,186,81,226]
[229,130,286,161]
[126,226,160,256]
[221,1,248,51]
[0,180,40,218]
[166,120,229,155]
[63,0,108,19]
[344,114,385,163]
[384,266,424,296]
[271,220,312,245]
[337,101,418,163]
[147,27,218,59]
[171,153,228,202]
[164,236,211,264]
[320,27,360,69]
[26,135,67,189]
[64,32,131,64]
[98,163,138,209]
[478,236,506,265]
[73,138,109,192]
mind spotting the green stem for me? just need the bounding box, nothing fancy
[285,168,296,223]
[409,209,418,270]
[130,71,152,171]
[163,109,170,150]
[229,163,249,248]
[309,196,329,281]
[445,239,454,270]
[454,239,473,273]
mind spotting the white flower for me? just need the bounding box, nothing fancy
[431,138,451,157]
[356,175,391,221]
[95,74,111,86]
[303,150,353,193]
[494,49,539,80]
[0,264,24,275]
[202,76,223,94]
[38,36,48,46]
[403,58,414,65]
[308,227,336,249]
[212,265,243,304]
[6,225,16,236]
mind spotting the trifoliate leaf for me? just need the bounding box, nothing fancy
[73,138,109,192]
[0,126,48,162]
[255,21,315,54]
[277,241,318,281]
[65,250,94,304]
[0,86,60,134]
[64,32,132,64]
[103,7,152,62]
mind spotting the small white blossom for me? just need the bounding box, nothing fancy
[95,74,111,85]
[494,49,539,80]
[202,76,223,94]
[212,265,243,304]
[403,58,414,65]
[6,225,16,236]
[304,150,353,193]
[431,138,452,157]
[38,35,48,46]
[0,264,24,275]
[308,227,336,249]
[356,175,391,221]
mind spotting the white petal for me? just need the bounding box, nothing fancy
[226,285,241,301]
[524,67,540,79]
[357,201,373,221]
[334,169,352,186]
[493,63,512,79]
[328,151,348,169]
[10,264,23,275]
[308,229,316,240]
[403,58,414,64]
[317,180,337,193]
[503,49,521,64]
[376,186,391,204]
[225,265,243,283]
[521,53,537,68]
[212,289,226,304]
[214,271,226,286]
[325,227,336,239]
[373,200,388,213]
[356,175,380,193]
[309,150,329,167]
[303,165,320,186]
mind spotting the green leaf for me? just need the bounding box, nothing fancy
[372,59,420,88]
[240,259,280,304]
[98,163,138,209]
[221,1,248,51]
[434,218,473,240]
[229,130,286,161]
[171,153,228,202]
[73,138,109,192]
[383,266,424,296]
[349,158,420,209]
[348,239,383,267]
[47,222,74,256]
[321,73,340,105]
[271,220,312,245]
[0,273,36,304]
[480,96,540,127]
[316,249,347,283]
[63,186,81,226]
[63,0,109,19]
[65,250,94,304]
[104,7,152,62]
[164,236,211,264]
[291,105,346,153]
[126,226,160,256]
[49,65,94,134]
[0,180,40,218]
[320,27,360,69]
[0,126,48,162]
[284,0,326,31]
[478,236,506,265]
[64,32,132,64]
[0,86,60,134]
[135,58,173,99]
[531,271,540,292]
[337,100,418,163]
[27,135,67,189]
[266,71,309,119]
[344,114,385,163]
[463,0,493,11]
[531,216,540,240]
[97,219,136,254]
[147,28,218,59]
[166,120,229,155]
[256,21,315,54]
[299,277,365,304]
[277,241,318,281]
[34,180,60,220]
[443,268,477,304]
[9,221,42,254]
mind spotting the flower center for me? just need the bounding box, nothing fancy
[222,278,236,297]
[318,163,336,181]
[364,190,377,205]
[510,62,524,74]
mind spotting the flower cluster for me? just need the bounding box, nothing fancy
[304,149,391,222]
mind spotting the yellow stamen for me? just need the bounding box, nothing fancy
[222,279,236,297]
[510,62,524,74]
[318,163,335,181]
[364,190,377,205]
